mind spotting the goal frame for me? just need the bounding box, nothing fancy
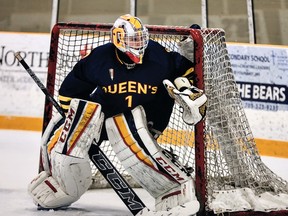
[43,22,288,216]
[43,22,207,214]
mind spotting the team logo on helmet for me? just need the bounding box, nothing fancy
[111,14,149,64]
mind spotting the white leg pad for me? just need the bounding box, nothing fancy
[106,106,177,197]
[106,105,199,213]
[29,98,104,209]
[155,179,199,213]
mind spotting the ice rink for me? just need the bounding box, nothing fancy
[0,129,287,216]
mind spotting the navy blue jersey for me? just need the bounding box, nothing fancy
[59,40,194,136]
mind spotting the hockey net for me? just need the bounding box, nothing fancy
[44,23,288,215]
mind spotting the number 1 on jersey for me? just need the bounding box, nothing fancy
[125,95,132,107]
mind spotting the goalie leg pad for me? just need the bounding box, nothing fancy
[106,105,199,212]
[155,179,199,213]
[51,151,92,199]
[29,98,104,208]
[40,98,104,173]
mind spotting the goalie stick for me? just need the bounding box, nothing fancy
[14,52,148,216]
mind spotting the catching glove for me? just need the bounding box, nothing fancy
[163,77,207,125]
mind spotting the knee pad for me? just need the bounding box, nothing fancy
[41,98,104,171]
[52,98,104,158]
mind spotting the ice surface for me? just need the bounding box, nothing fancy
[0,130,287,216]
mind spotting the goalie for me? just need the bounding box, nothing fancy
[28,14,207,215]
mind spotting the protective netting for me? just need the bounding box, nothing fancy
[46,23,288,214]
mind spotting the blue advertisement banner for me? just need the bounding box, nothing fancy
[237,81,287,111]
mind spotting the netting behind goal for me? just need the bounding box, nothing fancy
[44,23,288,215]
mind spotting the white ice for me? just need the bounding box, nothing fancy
[0,130,287,216]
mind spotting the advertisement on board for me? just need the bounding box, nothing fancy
[0,33,49,117]
[228,44,288,112]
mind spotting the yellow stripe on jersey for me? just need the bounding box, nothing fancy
[60,104,70,111]
[67,102,99,155]
[59,95,72,112]
[115,48,124,65]
[58,95,72,102]
[182,67,194,78]
[113,115,155,167]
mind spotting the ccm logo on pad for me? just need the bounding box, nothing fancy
[59,108,75,143]
[156,156,186,182]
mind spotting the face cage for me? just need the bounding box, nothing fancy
[121,28,149,58]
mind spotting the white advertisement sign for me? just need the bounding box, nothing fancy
[0,33,50,117]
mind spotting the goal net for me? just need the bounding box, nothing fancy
[43,22,288,215]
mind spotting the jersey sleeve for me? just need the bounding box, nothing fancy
[58,58,96,113]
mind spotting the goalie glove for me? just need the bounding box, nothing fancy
[163,77,207,125]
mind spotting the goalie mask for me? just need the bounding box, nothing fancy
[111,14,149,64]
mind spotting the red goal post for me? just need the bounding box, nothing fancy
[43,22,288,216]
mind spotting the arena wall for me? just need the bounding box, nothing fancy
[0,32,287,158]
